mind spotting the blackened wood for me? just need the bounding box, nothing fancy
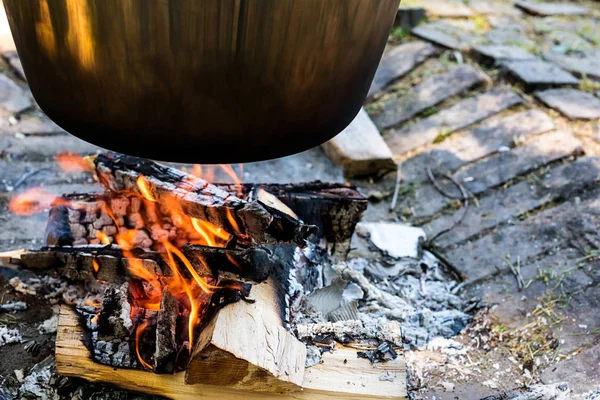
[15,245,276,283]
[154,291,178,373]
[95,153,316,246]
[216,181,368,244]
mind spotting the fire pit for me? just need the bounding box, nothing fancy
[1,152,410,399]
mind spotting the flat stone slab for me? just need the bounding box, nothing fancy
[457,130,583,195]
[472,45,537,65]
[423,156,600,248]
[542,52,600,81]
[0,73,31,113]
[368,41,438,97]
[398,109,555,184]
[385,87,523,155]
[419,0,474,17]
[469,0,522,15]
[2,51,25,81]
[412,21,484,51]
[394,129,581,222]
[505,60,579,89]
[371,64,489,129]
[535,89,600,120]
[445,193,600,282]
[515,1,588,16]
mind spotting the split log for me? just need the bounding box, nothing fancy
[186,277,306,392]
[94,153,316,246]
[0,244,292,283]
[216,181,368,244]
[57,306,408,399]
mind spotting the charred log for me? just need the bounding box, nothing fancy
[94,153,316,246]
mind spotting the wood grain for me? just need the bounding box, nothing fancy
[56,306,407,399]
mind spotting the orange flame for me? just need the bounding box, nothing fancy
[135,320,153,370]
[92,259,100,273]
[96,231,111,245]
[8,188,69,216]
[136,176,157,202]
[55,152,94,173]
[191,218,231,247]
[90,314,99,325]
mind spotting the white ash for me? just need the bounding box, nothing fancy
[0,325,22,347]
[586,388,600,400]
[0,301,27,312]
[339,251,471,347]
[305,345,323,368]
[18,356,59,400]
[38,314,59,335]
[296,319,403,347]
[480,383,570,400]
[8,276,102,306]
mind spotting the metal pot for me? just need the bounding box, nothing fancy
[3,0,398,163]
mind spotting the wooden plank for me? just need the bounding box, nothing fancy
[370,64,488,129]
[385,87,523,155]
[368,41,438,98]
[423,156,600,248]
[56,306,407,400]
[322,108,396,177]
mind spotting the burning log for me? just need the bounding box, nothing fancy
[94,153,316,246]
[216,181,368,244]
[1,244,290,283]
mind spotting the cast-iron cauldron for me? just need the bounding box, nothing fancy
[3,0,399,163]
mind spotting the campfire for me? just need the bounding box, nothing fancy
[1,152,412,398]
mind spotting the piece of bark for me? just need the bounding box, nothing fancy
[57,305,408,399]
[322,108,396,177]
[154,291,179,373]
[94,153,315,246]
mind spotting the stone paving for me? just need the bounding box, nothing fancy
[0,0,599,399]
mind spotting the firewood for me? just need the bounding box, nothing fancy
[94,153,316,246]
[186,277,306,392]
[57,306,408,399]
[322,108,396,178]
[0,245,286,283]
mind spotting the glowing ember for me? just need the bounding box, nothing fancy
[136,175,157,202]
[92,259,100,273]
[8,188,68,216]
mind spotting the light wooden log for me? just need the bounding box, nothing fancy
[57,306,408,399]
[187,277,305,392]
[322,108,396,177]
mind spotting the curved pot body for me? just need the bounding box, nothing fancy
[3,0,399,163]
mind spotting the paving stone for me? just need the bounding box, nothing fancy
[505,60,579,89]
[395,129,581,222]
[486,27,536,50]
[371,64,489,129]
[0,133,103,161]
[472,45,537,66]
[444,193,600,281]
[456,130,583,194]
[469,0,522,16]
[515,1,588,16]
[412,21,485,51]
[542,52,600,81]
[542,30,596,53]
[368,41,438,98]
[535,89,600,120]
[385,87,524,155]
[2,51,25,81]
[0,73,32,113]
[398,109,555,184]
[422,156,600,248]
[395,7,426,30]
[541,341,600,397]
[418,0,474,18]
